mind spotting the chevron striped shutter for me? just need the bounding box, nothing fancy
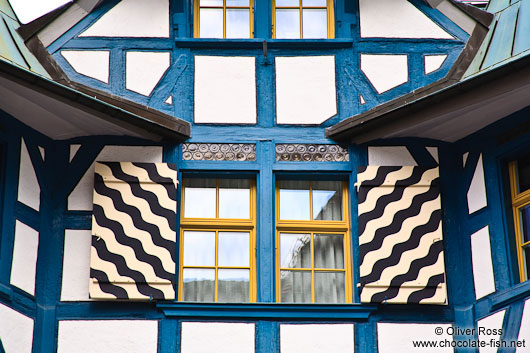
[356,166,447,305]
[90,162,177,300]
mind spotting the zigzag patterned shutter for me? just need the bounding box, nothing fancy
[356,166,447,305]
[90,162,177,300]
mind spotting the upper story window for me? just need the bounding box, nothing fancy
[509,154,530,282]
[193,0,334,38]
[179,178,257,302]
[272,0,334,39]
[194,0,254,38]
[275,180,351,303]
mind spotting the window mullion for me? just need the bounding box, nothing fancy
[299,0,303,39]
[223,0,227,38]
[311,232,315,303]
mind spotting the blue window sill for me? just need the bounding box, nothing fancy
[157,302,377,320]
[174,38,354,50]
[490,280,530,310]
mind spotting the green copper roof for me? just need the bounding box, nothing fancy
[0,0,49,77]
[464,0,530,78]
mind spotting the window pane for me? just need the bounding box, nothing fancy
[312,181,342,220]
[200,0,223,6]
[184,179,216,218]
[275,0,299,6]
[521,205,530,244]
[314,272,345,303]
[275,9,300,39]
[218,232,250,267]
[302,9,327,39]
[226,0,250,6]
[302,0,326,6]
[199,8,224,38]
[218,269,250,302]
[182,269,215,302]
[517,154,530,193]
[279,180,310,220]
[226,9,250,38]
[314,234,344,269]
[219,179,250,218]
[280,270,312,303]
[523,246,530,280]
[183,231,216,266]
[280,233,311,268]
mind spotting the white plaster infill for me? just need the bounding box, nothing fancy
[275,56,337,125]
[57,320,158,353]
[79,0,170,38]
[368,146,417,166]
[125,51,170,96]
[181,322,255,353]
[359,0,453,39]
[470,226,496,299]
[361,54,408,94]
[61,50,110,83]
[194,56,257,124]
[280,324,354,353]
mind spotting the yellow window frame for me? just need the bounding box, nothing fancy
[193,0,255,38]
[509,161,530,282]
[179,178,257,302]
[275,180,352,303]
[272,0,335,39]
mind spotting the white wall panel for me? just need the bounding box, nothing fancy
[17,139,40,211]
[61,50,110,83]
[378,323,453,353]
[477,310,505,353]
[280,324,354,353]
[426,146,439,163]
[425,55,447,74]
[467,154,487,214]
[181,322,255,353]
[0,304,33,353]
[275,56,337,124]
[67,146,163,210]
[359,0,453,39]
[471,226,496,299]
[126,51,170,96]
[79,0,169,37]
[57,320,158,353]
[10,221,39,295]
[70,144,81,162]
[368,146,417,166]
[361,55,408,94]
[61,230,92,301]
[194,56,257,124]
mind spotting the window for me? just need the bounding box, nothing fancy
[275,180,351,303]
[272,0,334,39]
[509,154,530,282]
[179,178,256,302]
[194,0,254,38]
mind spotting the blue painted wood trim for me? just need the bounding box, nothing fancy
[175,38,354,49]
[257,141,275,302]
[355,321,377,353]
[0,282,11,301]
[490,281,530,310]
[256,321,279,353]
[158,319,179,353]
[157,303,377,320]
[499,301,525,353]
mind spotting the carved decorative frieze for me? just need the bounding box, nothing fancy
[275,144,349,162]
[182,143,256,161]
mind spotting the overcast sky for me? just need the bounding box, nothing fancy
[9,0,71,24]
